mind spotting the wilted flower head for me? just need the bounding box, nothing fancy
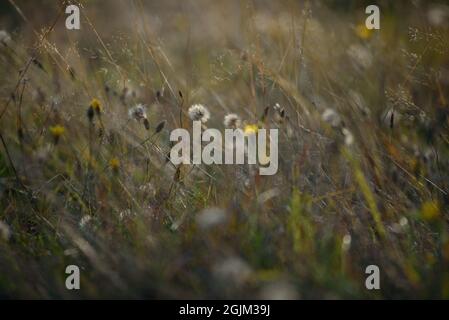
[223,113,241,129]
[90,98,102,114]
[322,108,341,127]
[244,123,259,135]
[188,104,210,123]
[128,104,147,121]
[0,30,11,46]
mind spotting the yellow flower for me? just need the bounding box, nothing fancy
[244,124,259,135]
[442,240,449,262]
[49,125,65,143]
[355,23,373,40]
[421,200,440,221]
[90,98,102,115]
[109,157,120,171]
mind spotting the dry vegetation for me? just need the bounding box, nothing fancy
[0,0,449,299]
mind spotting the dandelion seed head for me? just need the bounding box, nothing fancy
[188,104,210,123]
[128,104,147,120]
[223,113,241,128]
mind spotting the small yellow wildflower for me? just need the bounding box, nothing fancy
[90,98,102,115]
[421,200,440,221]
[49,125,65,144]
[244,124,258,135]
[109,157,120,172]
[355,23,373,40]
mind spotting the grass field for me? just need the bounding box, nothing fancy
[0,0,449,299]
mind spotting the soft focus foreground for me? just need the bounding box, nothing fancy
[0,0,448,298]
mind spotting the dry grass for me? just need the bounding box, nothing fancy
[0,0,448,299]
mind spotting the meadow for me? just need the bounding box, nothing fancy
[0,0,448,299]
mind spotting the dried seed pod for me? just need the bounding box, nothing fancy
[390,110,395,129]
